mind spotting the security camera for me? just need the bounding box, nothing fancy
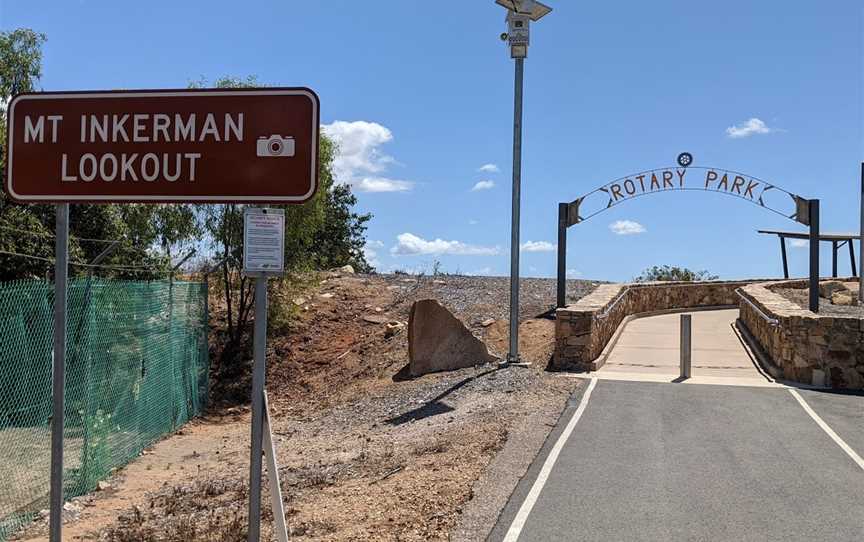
[500,32,509,41]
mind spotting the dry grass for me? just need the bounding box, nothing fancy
[99,477,253,542]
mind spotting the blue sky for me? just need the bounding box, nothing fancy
[2,0,862,281]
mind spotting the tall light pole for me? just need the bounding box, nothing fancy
[495,0,552,365]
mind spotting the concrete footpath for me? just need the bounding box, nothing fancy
[596,309,774,386]
[489,379,864,542]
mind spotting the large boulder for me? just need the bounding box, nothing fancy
[820,280,849,299]
[831,291,857,306]
[408,299,496,376]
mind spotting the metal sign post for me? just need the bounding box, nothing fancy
[49,203,69,542]
[263,392,289,542]
[248,277,268,542]
[496,0,552,365]
[243,208,286,542]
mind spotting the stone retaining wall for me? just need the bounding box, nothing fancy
[553,280,756,371]
[738,280,864,389]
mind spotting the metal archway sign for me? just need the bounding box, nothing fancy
[555,155,821,312]
[564,165,809,227]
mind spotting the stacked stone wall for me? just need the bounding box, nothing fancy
[738,281,864,389]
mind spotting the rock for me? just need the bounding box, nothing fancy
[363,314,389,324]
[385,321,405,338]
[480,318,495,327]
[97,481,111,491]
[433,279,446,285]
[338,265,355,274]
[819,280,849,299]
[63,501,81,512]
[408,299,496,376]
[319,293,335,299]
[293,297,307,306]
[831,291,857,306]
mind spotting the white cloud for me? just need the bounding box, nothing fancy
[322,120,414,192]
[467,267,494,276]
[566,269,582,278]
[390,233,501,256]
[468,219,479,225]
[726,118,777,139]
[354,178,413,193]
[609,220,646,235]
[471,180,495,192]
[521,240,556,253]
[363,240,384,268]
[478,164,500,173]
[790,239,809,248]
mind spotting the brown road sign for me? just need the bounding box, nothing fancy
[5,88,319,203]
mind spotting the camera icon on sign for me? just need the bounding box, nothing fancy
[256,135,296,157]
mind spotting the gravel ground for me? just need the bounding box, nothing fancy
[383,274,601,325]
[774,288,864,317]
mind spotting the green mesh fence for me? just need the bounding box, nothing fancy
[0,278,209,539]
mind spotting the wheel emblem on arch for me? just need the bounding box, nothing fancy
[677,152,693,168]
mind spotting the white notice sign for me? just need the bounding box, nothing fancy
[243,208,285,275]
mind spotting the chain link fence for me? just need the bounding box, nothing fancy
[0,278,209,539]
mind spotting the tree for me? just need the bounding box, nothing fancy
[0,29,45,101]
[634,265,719,282]
[0,29,200,280]
[312,182,372,272]
[1,29,46,202]
[197,76,372,359]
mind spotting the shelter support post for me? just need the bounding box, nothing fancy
[860,163,864,302]
[780,235,789,279]
[809,200,820,313]
[832,241,838,278]
[849,240,857,277]
[557,203,567,308]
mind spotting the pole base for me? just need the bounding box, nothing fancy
[500,355,532,368]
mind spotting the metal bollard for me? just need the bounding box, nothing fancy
[680,314,692,379]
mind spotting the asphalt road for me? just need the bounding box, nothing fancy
[490,380,864,542]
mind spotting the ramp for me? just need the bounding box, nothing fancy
[596,309,773,386]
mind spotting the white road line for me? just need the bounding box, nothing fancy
[503,377,598,542]
[788,389,864,471]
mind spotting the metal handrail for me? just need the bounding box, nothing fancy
[735,288,779,326]
[595,287,629,319]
